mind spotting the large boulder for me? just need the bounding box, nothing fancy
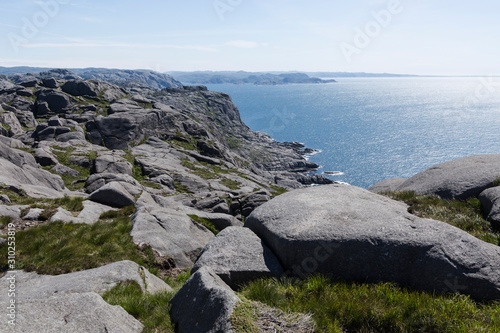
[36,90,73,114]
[479,186,500,228]
[88,181,136,208]
[192,226,284,289]
[1,292,144,333]
[170,266,240,333]
[131,206,214,268]
[368,178,407,193]
[245,184,500,301]
[0,111,24,137]
[94,154,133,175]
[0,260,172,298]
[394,155,500,200]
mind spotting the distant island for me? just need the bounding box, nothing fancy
[167,71,337,85]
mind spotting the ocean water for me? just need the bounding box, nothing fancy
[206,78,500,189]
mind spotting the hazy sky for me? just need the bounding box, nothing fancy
[1,0,499,75]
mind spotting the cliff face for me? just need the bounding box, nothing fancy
[0,68,331,209]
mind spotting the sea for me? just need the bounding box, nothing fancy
[206,77,500,189]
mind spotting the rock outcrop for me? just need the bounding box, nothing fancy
[245,184,500,301]
[370,155,500,200]
[192,226,284,289]
[170,266,240,333]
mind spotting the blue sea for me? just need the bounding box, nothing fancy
[206,78,500,189]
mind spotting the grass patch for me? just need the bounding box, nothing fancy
[0,216,13,228]
[494,178,500,187]
[270,185,288,197]
[170,139,197,151]
[187,214,218,235]
[241,276,500,333]
[140,181,163,190]
[229,299,261,333]
[50,146,97,190]
[220,178,242,190]
[102,280,176,333]
[0,206,161,275]
[180,159,218,180]
[0,189,85,213]
[386,191,500,245]
[123,149,146,182]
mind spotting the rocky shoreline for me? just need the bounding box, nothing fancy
[0,69,498,332]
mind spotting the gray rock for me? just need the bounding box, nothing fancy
[0,141,37,168]
[0,194,10,204]
[94,154,133,175]
[51,163,80,178]
[0,158,65,194]
[0,112,24,137]
[51,200,116,225]
[47,115,65,127]
[33,147,58,166]
[85,173,142,194]
[61,80,100,96]
[131,206,214,268]
[368,178,408,193]
[36,90,73,113]
[479,186,500,227]
[170,266,240,333]
[42,77,58,88]
[35,100,51,117]
[396,154,500,200]
[23,208,45,220]
[56,130,86,142]
[245,184,500,301]
[149,174,175,189]
[0,204,28,220]
[0,260,172,299]
[192,227,284,289]
[108,99,144,114]
[0,292,144,333]
[88,181,136,208]
[0,135,26,149]
[213,202,230,214]
[194,212,243,231]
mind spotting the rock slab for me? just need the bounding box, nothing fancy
[245,184,500,301]
[394,154,500,199]
[170,266,240,333]
[192,226,284,289]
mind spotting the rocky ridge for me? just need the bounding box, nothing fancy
[0,68,331,331]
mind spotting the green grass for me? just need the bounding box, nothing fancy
[170,139,197,151]
[240,276,500,333]
[229,299,261,333]
[50,147,97,190]
[102,281,176,333]
[123,149,146,182]
[270,185,288,197]
[494,178,500,187]
[0,216,13,228]
[0,206,161,275]
[0,189,85,213]
[386,191,500,245]
[188,214,219,235]
[180,159,218,180]
[220,178,242,190]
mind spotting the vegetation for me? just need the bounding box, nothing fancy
[188,214,219,235]
[0,189,85,214]
[220,178,242,190]
[270,185,288,197]
[386,191,500,245]
[181,158,218,180]
[0,206,162,275]
[102,281,176,333]
[50,146,98,190]
[240,276,500,333]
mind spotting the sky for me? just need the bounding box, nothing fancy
[0,0,499,76]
